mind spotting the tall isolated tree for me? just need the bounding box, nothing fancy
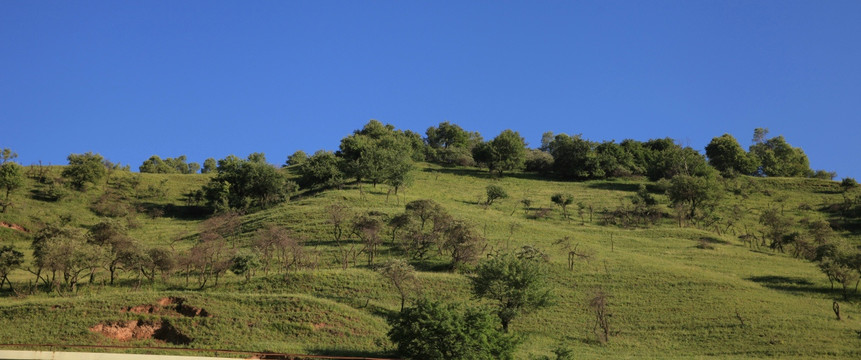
[471,251,552,332]
[62,152,107,190]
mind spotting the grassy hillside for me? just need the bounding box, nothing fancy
[1,163,860,358]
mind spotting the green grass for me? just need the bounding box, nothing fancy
[2,163,861,358]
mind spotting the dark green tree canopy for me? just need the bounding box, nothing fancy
[387,298,518,360]
[474,129,526,177]
[337,120,416,188]
[471,251,552,332]
[202,153,296,212]
[62,152,108,190]
[201,158,217,174]
[0,153,24,213]
[749,133,812,177]
[705,134,757,176]
[293,150,344,189]
[139,155,199,174]
[426,121,471,149]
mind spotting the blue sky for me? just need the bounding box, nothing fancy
[2,1,859,179]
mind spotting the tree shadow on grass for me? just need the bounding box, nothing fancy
[586,182,641,192]
[421,167,548,181]
[747,275,844,298]
[138,202,210,220]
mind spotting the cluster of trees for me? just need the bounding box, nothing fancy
[706,129,812,177]
[289,120,421,199]
[386,248,553,359]
[324,199,487,271]
[139,155,201,174]
[200,153,297,212]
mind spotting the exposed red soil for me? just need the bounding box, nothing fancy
[122,297,211,318]
[0,221,28,232]
[90,320,191,345]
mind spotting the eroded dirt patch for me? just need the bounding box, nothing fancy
[0,221,28,232]
[123,297,211,318]
[90,320,191,345]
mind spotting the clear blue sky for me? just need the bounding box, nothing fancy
[2,1,859,179]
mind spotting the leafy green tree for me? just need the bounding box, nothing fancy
[378,259,417,311]
[338,120,415,188]
[666,174,721,220]
[471,252,552,332]
[841,177,858,192]
[62,152,107,190]
[484,130,527,177]
[546,134,595,179]
[285,150,309,167]
[88,219,138,285]
[524,148,554,174]
[705,134,757,176]
[0,245,24,292]
[426,121,471,149]
[812,170,837,180]
[295,150,344,189]
[139,155,173,173]
[749,131,812,177]
[387,298,518,360]
[230,252,261,283]
[551,193,574,219]
[202,153,296,211]
[0,158,23,213]
[485,184,508,206]
[201,158,217,174]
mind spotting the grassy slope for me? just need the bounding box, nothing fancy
[1,163,860,358]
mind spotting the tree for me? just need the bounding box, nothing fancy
[705,134,757,176]
[201,158,217,174]
[441,220,486,269]
[37,227,105,292]
[666,174,721,220]
[471,252,552,332]
[0,159,23,213]
[338,120,415,189]
[426,121,471,149]
[230,252,260,283]
[387,298,518,360]
[285,150,309,167]
[202,153,296,211]
[0,245,24,292]
[841,177,858,192]
[62,152,107,190]
[378,259,417,311]
[352,213,384,266]
[295,150,344,189]
[551,193,574,220]
[475,130,527,177]
[485,185,508,206]
[88,219,139,285]
[749,131,812,177]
